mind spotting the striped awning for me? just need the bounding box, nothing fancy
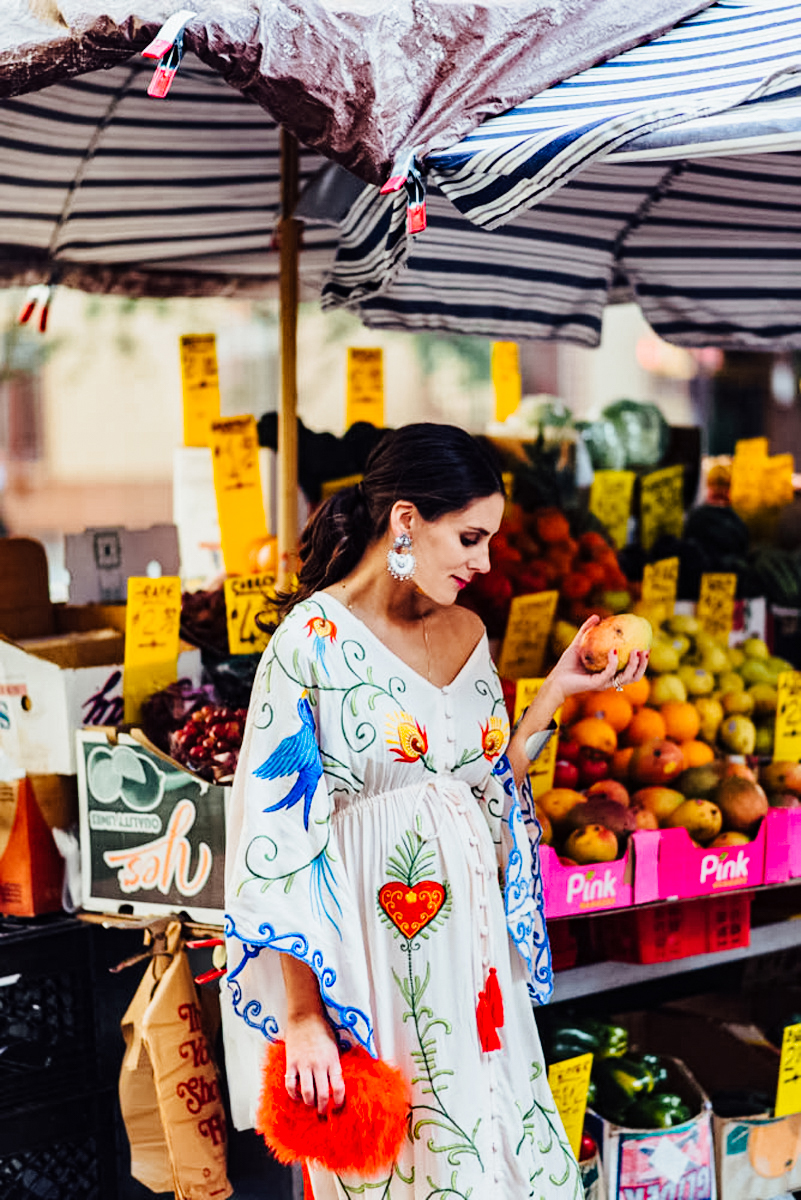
[322,1,801,347]
[0,55,337,298]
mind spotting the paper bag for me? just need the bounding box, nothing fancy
[119,921,232,1199]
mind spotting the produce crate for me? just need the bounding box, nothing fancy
[0,916,97,1112]
[650,821,767,900]
[601,893,751,964]
[546,918,578,971]
[0,1088,117,1199]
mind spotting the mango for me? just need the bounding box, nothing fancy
[675,762,723,800]
[710,831,751,848]
[579,614,653,673]
[564,824,619,865]
[630,786,685,825]
[714,776,768,836]
[760,761,801,796]
[538,788,586,826]
[667,798,723,845]
[564,798,636,841]
[718,714,756,756]
[629,805,659,831]
[629,739,685,787]
[535,806,553,845]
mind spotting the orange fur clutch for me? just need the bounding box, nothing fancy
[257,1041,410,1175]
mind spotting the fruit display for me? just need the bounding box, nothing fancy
[169,704,248,782]
[542,1017,694,1129]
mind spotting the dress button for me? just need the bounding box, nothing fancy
[480,925,489,936]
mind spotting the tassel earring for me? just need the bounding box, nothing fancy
[387,533,416,581]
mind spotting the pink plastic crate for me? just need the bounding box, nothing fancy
[540,839,635,918]
[601,893,751,964]
[650,820,767,900]
[764,806,801,884]
[546,918,578,971]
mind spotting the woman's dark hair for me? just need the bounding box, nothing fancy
[276,423,504,619]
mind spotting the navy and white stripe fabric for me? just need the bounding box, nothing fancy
[322,1,801,347]
[0,56,337,296]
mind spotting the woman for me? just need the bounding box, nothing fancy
[223,423,647,1200]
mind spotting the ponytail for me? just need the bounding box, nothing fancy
[273,484,373,621]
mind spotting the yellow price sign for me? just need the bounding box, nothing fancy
[775,1022,801,1117]
[774,671,801,763]
[762,454,795,510]
[640,464,684,552]
[320,473,363,500]
[547,1053,594,1158]
[735,437,769,462]
[224,573,278,656]
[346,348,384,428]
[589,470,635,550]
[514,678,561,799]
[697,573,737,643]
[492,342,522,423]
[498,591,559,681]
[123,576,182,723]
[210,415,268,576]
[179,333,221,447]
[641,557,679,616]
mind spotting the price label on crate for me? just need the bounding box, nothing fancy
[498,591,559,680]
[210,415,268,576]
[775,1022,801,1117]
[642,557,679,616]
[697,573,737,643]
[179,333,221,447]
[124,576,182,722]
[774,671,801,763]
[514,678,561,799]
[346,348,384,428]
[589,470,635,550]
[547,1053,594,1157]
[492,342,522,423]
[224,572,278,655]
[640,464,684,552]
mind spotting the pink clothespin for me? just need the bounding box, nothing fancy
[186,936,226,986]
[142,9,197,99]
[18,284,52,333]
[380,152,427,235]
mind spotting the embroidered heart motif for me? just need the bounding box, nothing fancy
[378,881,446,937]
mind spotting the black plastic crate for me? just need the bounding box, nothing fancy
[0,1089,117,1199]
[0,917,97,1111]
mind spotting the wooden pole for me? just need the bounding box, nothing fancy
[278,127,300,585]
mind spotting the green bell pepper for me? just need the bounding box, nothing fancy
[629,1093,692,1129]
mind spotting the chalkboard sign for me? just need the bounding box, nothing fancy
[77,731,227,922]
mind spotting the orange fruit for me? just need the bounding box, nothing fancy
[570,717,617,756]
[625,707,666,746]
[660,701,701,743]
[581,690,633,733]
[621,677,650,709]
[680,739,715,769]
[560,694,584,725]
[610,747,635,780]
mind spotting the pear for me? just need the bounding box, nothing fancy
[718,714,757,756]
[720,690,755,717]
[603,590,632,614]
[767,655,794,675]
[649,674,688,706]
[748,684,778,717]
[718,671,745,694]
[727,647,746,669]
[694,696,724,744]
[739,659,773,686]
[754,724,775,757]
[678,666,715,697]
[551,620,580,657]
[647,639,681,675]
[668,614,701,637]
[668,634,691,659]
[632,600,668,628]
[699,644,730,676]
[743,637,770,661]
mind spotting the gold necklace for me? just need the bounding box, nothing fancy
[340,583,432,681]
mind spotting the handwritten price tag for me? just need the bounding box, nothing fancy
[123,576,182,723]
[640,464,684,552]
[589,470,635,550]
[775,1023,801,1117]
[320,473,364,500]
[492,342,522,423]
[547,1053,593,1157]
[210,415,268,576]
[642,557,679,616]
[774,671,801,763]
[762,454,795,510]
[514,678,561,799]
[346,348,384,428]
[697,573,737,643]
[224,573,278,655]
[498,591,559,681]
[179,334,221,447]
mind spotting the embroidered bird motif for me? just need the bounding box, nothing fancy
[254,695,322,830]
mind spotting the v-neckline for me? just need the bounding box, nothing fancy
[316,592,488,693]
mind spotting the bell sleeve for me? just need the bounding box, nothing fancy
[222,611,375,1129]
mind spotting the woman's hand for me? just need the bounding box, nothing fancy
[284,1010,345,1115]
[547,614,650,709]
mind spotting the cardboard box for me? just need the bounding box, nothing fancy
[77,729,226,923]
[649,822,767,901]
[586,1056,715,1200]
[634,1009,801,1200]
[65,525,180,604]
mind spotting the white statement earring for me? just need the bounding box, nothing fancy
[387,533,416,581]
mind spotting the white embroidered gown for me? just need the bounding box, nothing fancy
[223,594,581,1200]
